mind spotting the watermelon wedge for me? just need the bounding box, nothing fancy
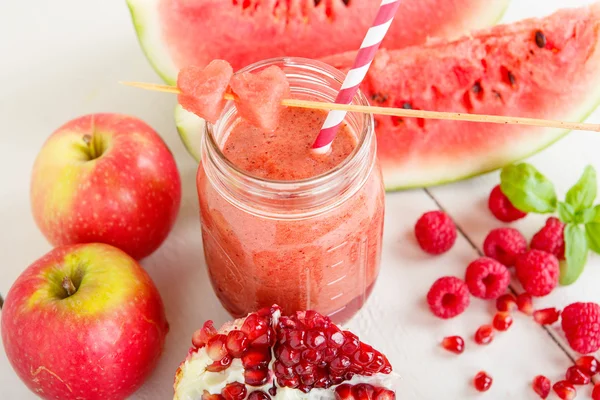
[322,3,600,189]
[176,4,600,191]
[127,0,510,84]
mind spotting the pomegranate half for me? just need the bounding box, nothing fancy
[174,306,396,400]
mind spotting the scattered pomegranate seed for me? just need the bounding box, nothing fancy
[247,391,270,400]
[193,321,217,348]
[473,371,492,392]
[474,325,494,345]
[553,380,576,400]
[565,366,591,385]
[532,375,551,399]
[533,308,561,325]
[575,356,600,376]
[496,293,517,312]
[492,312,513,331]
[206,355,232,372]
[242,314,271,343]
[441,336,465,354]
[221,382,247,400]
[334,384,354,400]
[592,383,600,400]
[242,348,271,369]
[516,293,534,315]
[226,330,249,358]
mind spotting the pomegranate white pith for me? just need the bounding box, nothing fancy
[174,306,396,400]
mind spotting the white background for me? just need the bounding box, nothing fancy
[1,1,600,399]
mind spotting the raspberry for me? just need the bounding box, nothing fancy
[483,227,527,267]
[414,211,457,255]
[561,302,600,354]
[426,276,470,319]
[515,250,559,297]
[464,257,510,299]
[488,185,527,222]
[530,217,566,260]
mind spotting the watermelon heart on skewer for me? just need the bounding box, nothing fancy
[176,3,600,190]
[127,0,510,85]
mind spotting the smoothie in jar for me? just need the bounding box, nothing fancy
[197,58,385,323]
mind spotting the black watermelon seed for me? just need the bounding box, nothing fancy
[371,93,388,103]
[472,82,482,94]
[535,30,546,48]
[402,102,412,110]
[508,71,516,86]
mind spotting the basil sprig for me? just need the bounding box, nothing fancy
[500,163,599,285]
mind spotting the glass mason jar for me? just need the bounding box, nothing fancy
[196,57,385,323]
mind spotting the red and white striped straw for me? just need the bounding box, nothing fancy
[312,0,401,154]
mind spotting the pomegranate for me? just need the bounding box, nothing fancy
[174,306,396,400]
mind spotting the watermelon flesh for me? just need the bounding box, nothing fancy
[229,66,290,132]
[127,0,510,84]
[177,60,233,124]
[323,3,600,189]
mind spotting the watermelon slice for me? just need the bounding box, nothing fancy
[229,66,290,132]
[323,3,600,189]
[127,0,510,84]
[177,60,233,124]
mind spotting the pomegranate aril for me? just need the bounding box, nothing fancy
[302,348,323,364]
[207,335,228,361]
[192,320,217,348]
[575,356,600,376]
[293,361,315,376]
[221,382,247,400]
[242,314,270,342]
[492,312,513,331]
[353,384,375,400]
[354,346,375,366]
[533,308,561,325]
[327,326,345,348]
[565,366,590,385]
[274,361,295,379]
[341,332,360,355]
[496,293,517,312]
[335,384,355,400]
[279,346,301,367]
[441,336,465,354]
[474,325,494,345]
[322,347,337,363]
[252,328,274,348]
[248,391,270,400]
[202,391,225,400]
[473,371,492,392]
[516,293,534,315]
[553,380,576,400]
[304,310,329,329]
[206,355,232,372]
[226,330,249,358]
[365,354,386,373]
[287,330,306,350]
[331,355,352,372]
[374,388,395,400]
[242,348,271,369]
[245,367,269,386]
[306,330,327,349]
[532,375,551,399]
[592,383,600,400]
[278,375,300,389]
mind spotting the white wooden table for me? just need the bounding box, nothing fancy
[2,1,600,398]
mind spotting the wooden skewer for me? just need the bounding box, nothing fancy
[119,81,600,133]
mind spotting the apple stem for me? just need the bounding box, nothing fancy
[61,276,77,297]
[82,134,102,160]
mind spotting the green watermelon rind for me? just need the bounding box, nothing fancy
[126,0,511,86]
[127,0,178,85]
[175,104,204,162]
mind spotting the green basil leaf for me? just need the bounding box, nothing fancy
[500,163,557,214]
[565,165,597,212]
[557,202,575,223]
[560,224,589,285]
[585,223,600,255]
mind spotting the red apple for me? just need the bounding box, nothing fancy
[1,243,169,400]
[30,113,181,260]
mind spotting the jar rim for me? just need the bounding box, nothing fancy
[204,56,374,189]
